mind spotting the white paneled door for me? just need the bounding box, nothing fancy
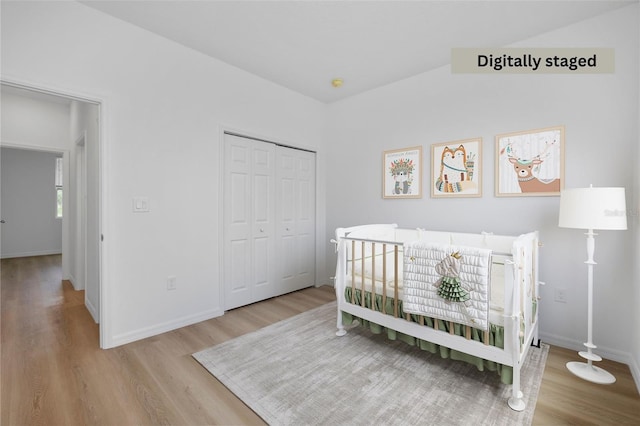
[223,134,276,310]
[276,146,316,294]
[223,134,316,310]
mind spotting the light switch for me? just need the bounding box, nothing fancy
[133,196,150,212]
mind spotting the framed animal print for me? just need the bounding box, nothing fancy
[495,126,564,197]
[431,138,482,198]
[383,146,422,199]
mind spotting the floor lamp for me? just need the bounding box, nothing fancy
[558,185,627,384]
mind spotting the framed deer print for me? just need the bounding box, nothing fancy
[431,138,482,198]
[383,146,422,198]
[495,126,564,197]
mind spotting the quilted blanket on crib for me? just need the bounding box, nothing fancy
[403,242,492,331]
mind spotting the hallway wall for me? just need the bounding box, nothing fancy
[1,147,63,258]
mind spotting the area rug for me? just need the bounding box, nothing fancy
[193,302,548,426]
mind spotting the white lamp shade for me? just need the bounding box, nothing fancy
[558,186,627,230]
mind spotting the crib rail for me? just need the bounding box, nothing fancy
[341,235,495,345]
[346,239,402,317]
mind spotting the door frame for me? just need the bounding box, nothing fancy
[1,77,110,348]
[74,131,87,293]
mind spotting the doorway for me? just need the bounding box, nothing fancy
[0,81,104,344]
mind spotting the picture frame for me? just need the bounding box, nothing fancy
[383,146,422,199]
[495,126,564,197]
[431,138,482,198]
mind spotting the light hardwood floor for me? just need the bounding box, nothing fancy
[2,255,639,425]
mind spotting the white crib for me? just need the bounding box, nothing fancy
[333,223,541,411]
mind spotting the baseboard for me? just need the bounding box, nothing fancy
[540,331,630,364]
[85,298,99,324]
[68,273,84,291]
[630,356,640,395]
[1,249,62,259]
[109,307,224,348]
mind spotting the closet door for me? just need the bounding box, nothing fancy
[223,134,276,310]
[276,146,316,294]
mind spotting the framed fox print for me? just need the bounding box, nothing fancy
[431,138,482,198]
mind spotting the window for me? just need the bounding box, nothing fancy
[55,157,63,218]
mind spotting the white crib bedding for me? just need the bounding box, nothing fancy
[403,242,492,330]
[347,253,509,327]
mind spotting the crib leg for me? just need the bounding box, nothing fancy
[508,364,526,412]
[336,310,347,337]
[508,391,525,412]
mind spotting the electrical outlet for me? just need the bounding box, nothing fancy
[554,288,567,303]
[167,275,177,291]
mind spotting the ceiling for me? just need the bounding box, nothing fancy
[56,1,640,102]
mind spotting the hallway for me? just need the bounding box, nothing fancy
[1,255,103,424]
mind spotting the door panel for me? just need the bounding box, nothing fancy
[251,141,275,301]
[276,147,297,292]
[224,134,275,309]
[229,239,249,292]
[225,140,251,309]
[253,234,270,290]
[276,146,316,293]
[295,150,316,289]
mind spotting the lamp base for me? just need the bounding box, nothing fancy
[566,361,616,384]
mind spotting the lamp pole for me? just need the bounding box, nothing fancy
[565,228,616,384]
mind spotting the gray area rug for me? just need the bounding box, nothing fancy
[193,302,548,426]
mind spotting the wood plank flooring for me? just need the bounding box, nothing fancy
[2,255,639,425]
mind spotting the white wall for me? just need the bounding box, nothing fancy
[1,1,327,348]
[0,148,63,258]
[326,3,639,372]
[1,90,71,149]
